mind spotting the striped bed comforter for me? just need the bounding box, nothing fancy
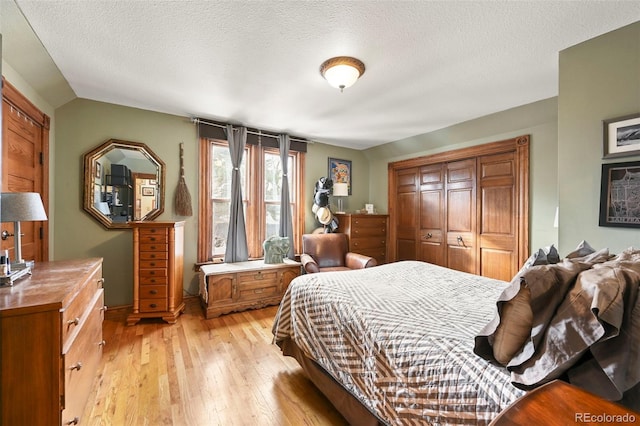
[272,261,526,425]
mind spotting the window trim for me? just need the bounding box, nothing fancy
[198,137,305,262]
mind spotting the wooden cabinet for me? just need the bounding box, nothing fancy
[0,258,105,425]
[335,213,388,265]
[389,136,530,282]
[127,221,185,326]
[200,260,301,319]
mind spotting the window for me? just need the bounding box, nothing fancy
[198,137,304,262]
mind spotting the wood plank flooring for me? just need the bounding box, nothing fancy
[82,298,348,426]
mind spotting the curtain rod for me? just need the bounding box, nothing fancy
[191,117,312,144]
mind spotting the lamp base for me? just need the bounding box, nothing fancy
[11,260,34,270]
[0,266,32,286]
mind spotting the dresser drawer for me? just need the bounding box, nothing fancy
[139,228,168,243]
[62,266,102,346]
[62,289,104,425]
[351,238,386,251]
[139,275,168,286]
[139,259,168,269]
[238,281,279,301]
[139,299,168,312]
[238,270,278,285]
[139,285,167,299]
[139,268,167,278]
[351,217,387,229]
[139,251,168,261]
[350,226,386,238]
[140,242,168,252]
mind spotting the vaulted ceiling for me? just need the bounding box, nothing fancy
[4,1,640,149]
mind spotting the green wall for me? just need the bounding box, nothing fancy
[558,21,640,254]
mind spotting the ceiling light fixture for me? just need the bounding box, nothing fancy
[320,56,365,92]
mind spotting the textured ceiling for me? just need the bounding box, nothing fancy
[6,1,640,149]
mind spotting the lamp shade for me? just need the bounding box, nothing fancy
[1,192,48,222]
[332,182,349,197]
[320,56,365,91]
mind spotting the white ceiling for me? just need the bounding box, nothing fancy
[4,1,640,149]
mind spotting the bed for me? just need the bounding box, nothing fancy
[272,251,640,425]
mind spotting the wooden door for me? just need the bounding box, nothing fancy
[394,167,419,260]
[419,163,445,266]
[478,152,519,281]
[1,79,49,262]
[446,158,476,274]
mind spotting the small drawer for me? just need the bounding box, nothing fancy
[352,227,386,238]
[139,299,168,312]
[139,268,167,278]
[139,230,168,244]
[238,270,278,284]
[139,259,168,269]
[62,271,101,346]
[139,275,168,286]
[139,285,167,299]
[238,283,278,301]
[351,238,386,250]
[139,251,168,261]
[139,228,168,237]
[352,217,387,228]
[140,243,168,252]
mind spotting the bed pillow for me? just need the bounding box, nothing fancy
[510,249,640,396]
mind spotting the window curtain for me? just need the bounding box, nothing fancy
[224,125,249,263]
[278,134,295,260]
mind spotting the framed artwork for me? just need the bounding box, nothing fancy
[95,161,101,182]
[599,161,640,228]
[603,113,640,158]
[142,186,154,196]
[328,157,352,195]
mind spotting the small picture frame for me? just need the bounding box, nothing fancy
[95,161,101,180]
[328,157,352,195]
[142,186,154,196]
[599,160,640,228]
[603,113,640,158]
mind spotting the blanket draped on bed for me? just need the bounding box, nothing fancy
[272,261,525,425]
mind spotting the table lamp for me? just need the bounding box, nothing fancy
[332,182,349,213]
[1,192,48,269]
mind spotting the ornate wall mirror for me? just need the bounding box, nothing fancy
[83,139,166,229]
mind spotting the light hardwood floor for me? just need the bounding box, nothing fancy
[82,298,348,426]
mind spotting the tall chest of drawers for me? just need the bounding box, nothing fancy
[127,221,185,326]
[0,258,105,425]
[335,213,389,265]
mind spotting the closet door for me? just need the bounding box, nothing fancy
[446,159,476,274]
[419,163,445,266]
[478,152,518,281]
[394,168,419,260]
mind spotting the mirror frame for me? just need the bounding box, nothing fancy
[83,139,166,229]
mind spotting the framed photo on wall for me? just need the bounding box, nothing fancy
[599,160,640,228]
[328,157,352,195]
[142,186,154,196]
[603,113,640,158]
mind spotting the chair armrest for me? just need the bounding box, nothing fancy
[300,253,320,274]
[345,252,377,270]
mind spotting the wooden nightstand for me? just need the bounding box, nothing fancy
[491,380,639,425]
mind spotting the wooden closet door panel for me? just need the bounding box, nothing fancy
[446,159,476,274]
[419,164,445,266]
[394,168,419,260]
[479,152,518,281]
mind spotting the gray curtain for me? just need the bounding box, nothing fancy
[278,134,295,259]
[224,125,249,263]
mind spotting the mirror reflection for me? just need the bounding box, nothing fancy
[83,139,165,229]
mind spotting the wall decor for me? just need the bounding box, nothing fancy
[142,186,154,196]
[603,113,640,158]
[328,157,352,195]
[599,160,640,228]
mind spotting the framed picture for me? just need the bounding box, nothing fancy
[603,113,640,158]
[328,157,352,195]
[142,186,154,196]
[599,161,640,228]
[95,161,101,181]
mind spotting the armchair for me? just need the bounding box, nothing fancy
[301,233,377,274]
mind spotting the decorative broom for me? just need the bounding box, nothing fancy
[175,142,193,216]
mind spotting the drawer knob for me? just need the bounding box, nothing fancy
[100,305,108,313]
[97,277,105,288]
[150,303,158,308]
[99,340,107,347]
[254,288,264,294]
[150,262,156,267]
[66,417,80,425]
[150,278,156,283]
[150,246,157,250]
[67,317,80,326]
[70,362,83,371]
[150,289,158,295]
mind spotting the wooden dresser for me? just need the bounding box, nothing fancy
[127,221,185,326]
[200,259,301,318]
[335,213,389,265]
[0,258,105,425]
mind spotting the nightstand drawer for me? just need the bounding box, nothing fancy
[139,299,168,312]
